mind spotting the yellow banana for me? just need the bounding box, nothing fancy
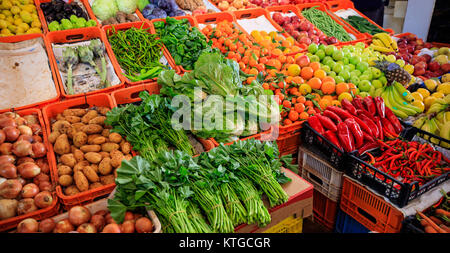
[389,85,422,114]
[373,33,396,51]
[370,45,395,53]
[386,86,416,117]
[392,81,414,103]
[371,39,387,48]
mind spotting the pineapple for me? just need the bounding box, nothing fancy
[374,60,411,85]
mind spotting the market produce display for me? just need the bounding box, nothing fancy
[154,17,211,71]
[108,139,289,233]
[0,111,54,221]
[0,0,42,36]
[301,6,352,42]
[15,204,155,233]
[47,106,131,195]
[106,24,167,82]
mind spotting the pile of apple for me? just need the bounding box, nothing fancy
[271,12,338,46]
[215,0,258,11]
[388,34,450,79]
[249,0,332,8]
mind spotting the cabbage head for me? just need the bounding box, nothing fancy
[92,0,119,20]
[116,0,138,14]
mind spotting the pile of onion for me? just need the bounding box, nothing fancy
[0,112,54,222]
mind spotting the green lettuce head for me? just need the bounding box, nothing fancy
[92,0,119,20]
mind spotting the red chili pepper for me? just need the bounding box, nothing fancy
[384,106,403,134]
[323,110,343,124]
[363,96,377,116]
[344,118,364,148]
[360,114,380,139]
[308,115,325,135]
[317,114,338,132]
[351,115,373,137]
[373,96,386,118]
[337,122,355,152]
[363,132,375,143]
[381,117,399,138]
[373,116,384,140]
[358,141,379,155]
[341,99,357,115]
[324,130,342,150]
[327,106,354,120]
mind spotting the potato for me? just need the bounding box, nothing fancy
[89,116,106,125]
[54,134,71,155]
[81,124,103,134]
[72,123,86,132]
[65,116,81,124]
[58,175,73,187]
[60,154,76,168]
[108,133,122,144]
[57,165,72,176]
[80,145,101,153]
[56,113,65,121]
[72,132,87,148]
[81,110,98,124]
[83,166,99,183]
[99,151,110,159]
[74,171,89,192]
[74,161,89,173]
[120,142,131,155]
[101,129,110,137]
[124,154,132,161]
[110,151,124,168]
[90,164,99,173]
[100,175,115,185]
[96,107,110,116]
[73,148,85,162]
[66,127,77,140]
[89,182,103,190]
[102,143,120,153]
[48,131,61,144]
[52,120,71,134]
[89,136,107,145]
[63,109,86,117]
[84,152,102,164]
[64,185,80,196]
[98,157,112,175]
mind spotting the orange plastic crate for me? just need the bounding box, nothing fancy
[42,93,116,210]
[102,21,181,86]
[150,16,203,73]
[326,0,394,38]
[110,83,217,151]
[340,176,405,233]
[35,0,100,34]
[194,11,236,25]
[296,3,366,45]
[45,26,125,99]
[0,108,60,232]
[0,33,61,114]
[312,189,339,231]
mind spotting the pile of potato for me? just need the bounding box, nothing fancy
[48,107,131,196]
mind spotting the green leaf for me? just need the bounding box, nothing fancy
[107,198,127,224]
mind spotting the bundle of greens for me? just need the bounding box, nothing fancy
[105,91,195,161]
[158,51,279,143]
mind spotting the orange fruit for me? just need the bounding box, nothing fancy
[331,100,341,107]
[249,68,258,75]
[278,55,287,64]
[282,100,292,108]
[262,83,270,90]
[304,100,313,108]
[310,62,321,71]
[296,96,306,104]
[299,111,309,120]
[322,95,334,102]
[282,39,293,48]
[285,76,293,83]
[271,48,283,57]
[338,92,353,102]
[287,64,301,77]
[310,92,321,102]
[286,56,295,64]
[307,77,322,90]
[288,110,299,121]
[318,99,330,110]
[307,107,316,115]
[283,119,293,126]
[336,82,350,96]
[294,103,305,113]
[301,67,314,80]
[291,45,302,53]
[322,76,336,85]
[292,76,305,85]
[321,81,336,95]
[314,69,327,79]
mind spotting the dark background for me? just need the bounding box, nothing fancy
[427,0,450,44]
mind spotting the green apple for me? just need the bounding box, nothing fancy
[306,52,313,58]
[370,67,382,79]
[349,55,361,66]
[323,56,333,63]
[333,63,344,73]
[350,69,362,77]
[315,49,325,60]
[379,76,387,85]
[325,45,337,56]
[347,64,356,71]
[310,55,320,62]
[358,80,372,92]
[342,57,349,65]
[368,86,376,96]
[359,74,371,81]
[328,71,337,78]
[356,61,369,73]
[356,42,365,49]
[350,76,360,86]
[359,91,369,98]
[318,44,326,51]
[332,50,344,61]
[339,70,351,81]
[308,43,319,54]
[321,65,331,72]
[372,79,383,89]
[334,76,345,84]
[326,60,336,69]
[362,70,373,80]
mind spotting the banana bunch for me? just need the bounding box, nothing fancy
[427,94,450,115]
[380,81,423,119]
[413,110,450,147]
[369,33,398,53]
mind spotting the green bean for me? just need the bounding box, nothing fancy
[302,7,352,42]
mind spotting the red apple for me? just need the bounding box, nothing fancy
[422,54,432,63]
[415,61,427,70]
[296,55,310,67]
[428,61,440,71]
[441,63,450,72]
[416,38,424,46]
[414,67,426,76]
[299,37,312,45]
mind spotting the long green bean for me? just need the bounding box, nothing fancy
[302,7,353,42]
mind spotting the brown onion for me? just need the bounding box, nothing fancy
[18,125,32,136]
[17,162,40,178]
[28,124,42,136]
[23,115,38,125]
[39,218,56,233]
[31,142,46,158]
[0,154,15,164]
[135,217,153,233]
[121,220,135,233]
[32,135,42,143]
[34,191,53,209]
[0,163,17,178]
[16,157,34,165]
[33,173,49,185]
[12,140,32,157]
[17,135,34,143]
[14,117,27,126]
[2,112,19,119]
[4,127,20,142]
[17,218,39,233]
[0,143,12,155]
[0,129,5,144]
[21,183,40,198]
[76,223,97,233]
[53,219,74,233]
[102,223,121,233]
[17,198,38,215]
[17,177,27,186]
[39,161,50,174]
[0,118,17,129]
[90,214,105,231]
[0,179,22,198]
[68,206,92,226]
[38,181,52,192]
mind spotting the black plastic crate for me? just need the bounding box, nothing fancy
[401,215,425,233]
[399,121,450,150]
[300,121,356,172]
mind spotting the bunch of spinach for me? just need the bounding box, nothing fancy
[105,91,195,161]
[154,17,214,70]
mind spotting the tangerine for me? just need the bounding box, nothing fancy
[301,67,314,80]
[335,82,350,95]
[307,77,322,90]
[321,81,336,95]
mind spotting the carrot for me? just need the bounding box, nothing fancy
[424,225,438,233]
[440,224,450,233]
[417,210,447,233]
[420,218,429,227]
[435,209,450,218]
[430,216,443,226]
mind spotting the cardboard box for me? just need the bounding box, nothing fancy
[235,168,314,233]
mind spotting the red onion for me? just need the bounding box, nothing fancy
[0,163,17,178]
[12,140,32,157]
[0,118,17,128]
[16,157,34,165]
[17,135,34,143]
[0,143,13,155]
[0,179,22,198]
[34,191,53,209]
[31,142,46,158]
[17,162,40,179]
[32,135,42,143]
[0,154,15,164]
[4,126,20,142]
[21,183,40,198]
[15,117,27,126]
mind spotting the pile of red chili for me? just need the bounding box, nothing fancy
[366,139,450,186]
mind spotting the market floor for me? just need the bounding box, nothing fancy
[302,217,333,233]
